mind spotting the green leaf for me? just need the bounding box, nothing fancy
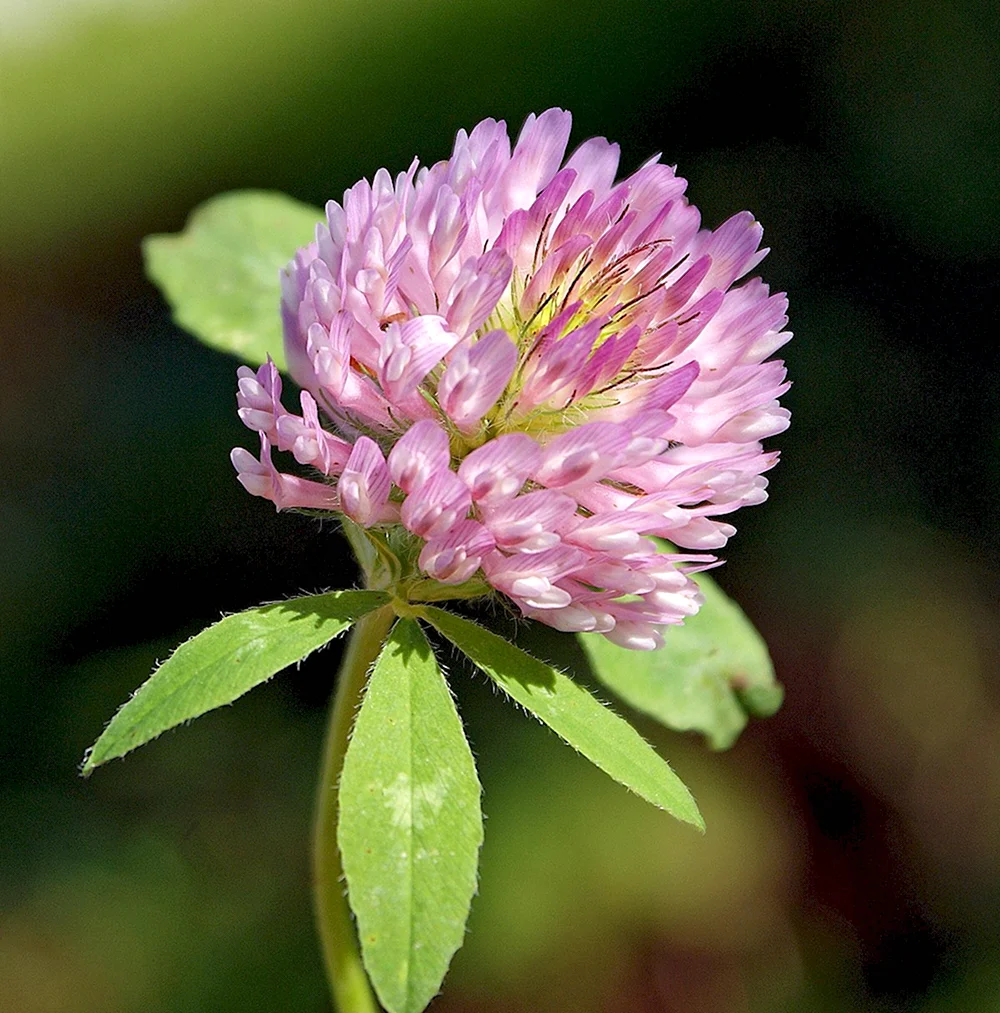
[83,590,390,774]
[143,190,322,370]
[580,571,783,751]
[339,619,483,1013]
[421,607,703,831]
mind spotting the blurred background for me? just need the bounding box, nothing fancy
[2,0,998,1010]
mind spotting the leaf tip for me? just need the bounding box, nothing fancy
[140,231,173,273]
[79,746,99,778]
[737,682,784,718]
[674,793,706,833]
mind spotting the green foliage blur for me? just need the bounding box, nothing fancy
[2,1,998,1010]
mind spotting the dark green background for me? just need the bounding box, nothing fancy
[2,1,998,1010]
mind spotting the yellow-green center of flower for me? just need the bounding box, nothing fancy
[440,234,681,460]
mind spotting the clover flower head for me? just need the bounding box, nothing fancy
[232,109,791,649]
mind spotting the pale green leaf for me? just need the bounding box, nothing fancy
[339,619,483,1013]
[83,590,390,773]
[421,607,703,831]
[580,571,783,750]
[143,190,322,369]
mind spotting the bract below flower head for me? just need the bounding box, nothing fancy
[232,109,791,649]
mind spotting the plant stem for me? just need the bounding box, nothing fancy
[313,603,396,1013]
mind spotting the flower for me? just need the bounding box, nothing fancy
[232,109,790,649]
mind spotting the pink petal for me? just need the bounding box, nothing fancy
[281,245,323,390]
[658,255,712,318]
[231,434,339,512]
[236,358,286,439]
[661,515,737,550]
[612,409,675,468]
[577,325,641,395]
[524,603,616,633]
[532,422,631,489]
[378,315,462,402]
[387,419,452,493]
[483,543,585,582]
[481,544,586,609]
[308,314,393,427]
[694,211,768,291]
[418,520,496,584]
[400,468,472,538]
[480,490,578,553]
[573,558,657,595]
[713,402,791,442]
[518,234,592,318]
[642,360,701,413]
[275,391,352,475]
[438,329,518,432]
[550,189,595,249]
[427,186,468,280]
[339,437,391,527]
[601,622,664,651]
[563,510,661,553]
[458,433,542,503]
[443,248,514,338]
[499,107,573,212]
[563,136,621,202]
[517,317,603,411]
[507,578,573,610]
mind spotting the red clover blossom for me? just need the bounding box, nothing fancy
[231,109,791,650]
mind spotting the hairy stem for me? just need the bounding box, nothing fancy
[313,603,396,1013]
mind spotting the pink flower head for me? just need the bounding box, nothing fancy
[233,109,791,649]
